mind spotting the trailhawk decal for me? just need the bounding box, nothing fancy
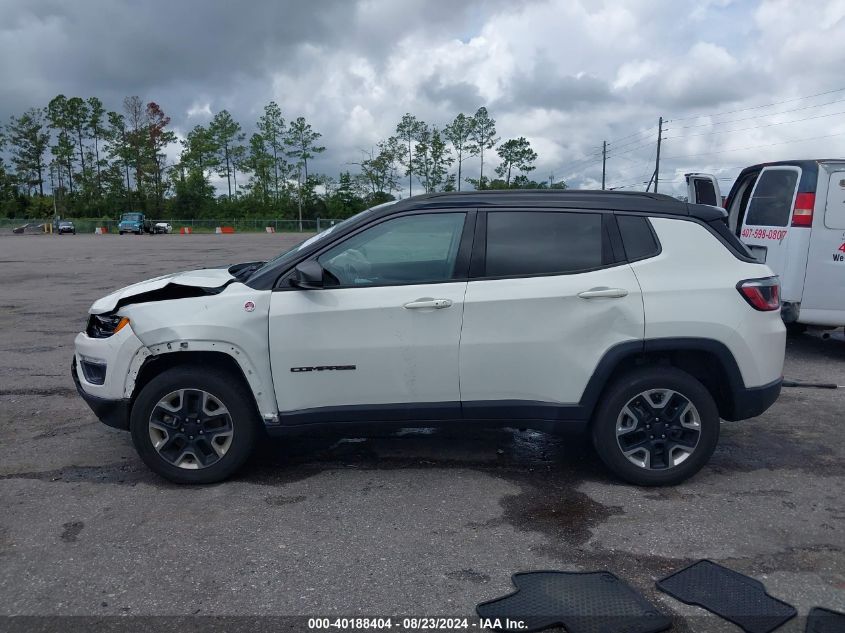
[290,365,357,373]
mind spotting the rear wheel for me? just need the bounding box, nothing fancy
[785,322,807,336]
[130,366,258,484]
[591,367,719,486]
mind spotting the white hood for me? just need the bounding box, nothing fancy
[89,268,235,314]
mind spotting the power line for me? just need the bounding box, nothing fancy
[661,130,845,160]
[606,130,662,153]
[606,125,656,147]
[555,148,605,176]
[606,139,659,159]
[667,87,845,123]
[666,108,845,140]
[607,181,649,190]
[670,97,845,130]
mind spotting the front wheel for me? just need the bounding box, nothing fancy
[130,366,258,484]
[591,367,719,486]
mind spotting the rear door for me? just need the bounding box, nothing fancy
[799,164,845,323]
[686,173,722,207]
[738,165,807,302]
[459,209,644,418]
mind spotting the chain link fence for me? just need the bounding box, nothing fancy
[0,218,341,235]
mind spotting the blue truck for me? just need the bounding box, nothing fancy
[118,212,153,235]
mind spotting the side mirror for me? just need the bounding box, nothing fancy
[291,260,325,289]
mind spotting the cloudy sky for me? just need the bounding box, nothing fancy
[2,0,845,197]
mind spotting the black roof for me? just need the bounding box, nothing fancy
[388,189,725,221]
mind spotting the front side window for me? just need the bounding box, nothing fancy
[745,168,799,227]
[485,211,604,277]
[318,212,466,286]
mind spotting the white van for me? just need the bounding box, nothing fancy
[688,160,845,330]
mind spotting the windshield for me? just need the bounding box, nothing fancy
[121,213,142,221]
[246,201,398,281]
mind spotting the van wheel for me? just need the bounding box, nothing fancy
[591,367,719,486]
[130,366,258,484]
[785,322,806,336]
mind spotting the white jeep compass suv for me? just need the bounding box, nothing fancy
[73,191,785,486]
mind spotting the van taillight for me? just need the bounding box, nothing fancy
[790,192,815,227]
[737,277,780,311]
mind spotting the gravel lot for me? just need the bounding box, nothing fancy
[0,233,843,632]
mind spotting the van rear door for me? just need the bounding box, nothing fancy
[738,165,809,304]
[798,164,845,325]
[686,173,722,207]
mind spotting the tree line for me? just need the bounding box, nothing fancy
[0,96,565,222]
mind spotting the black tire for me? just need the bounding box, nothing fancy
[785,322,806,336]
[130,365,258,484]
[119,231,124,235]
[591,366,719,486]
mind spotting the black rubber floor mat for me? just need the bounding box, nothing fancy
[807,607,845,633]
[656,560,796,633]
[476,570,671,633]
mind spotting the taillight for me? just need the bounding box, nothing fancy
[737,277,780,311]
[790,192,815,227]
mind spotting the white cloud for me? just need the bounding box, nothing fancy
[186,102,212,119]
[2,0,845,197]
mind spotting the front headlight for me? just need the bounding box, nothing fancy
[86,315,130,338]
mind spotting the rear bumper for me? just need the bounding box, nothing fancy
[725,377,782,421]
[72,359,130,430]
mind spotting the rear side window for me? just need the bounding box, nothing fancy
[485,211,604,276]
[617,215,659,260]
[745,169,799,227]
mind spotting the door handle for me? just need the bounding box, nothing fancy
[577,287,629,299]
[403,298,453,309]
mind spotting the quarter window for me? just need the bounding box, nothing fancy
[318,213,466,286]
[485,211,604,276]
[617,215,659,261]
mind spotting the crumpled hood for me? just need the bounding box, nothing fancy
[89,268,235,314]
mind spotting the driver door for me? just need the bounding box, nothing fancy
[268,211,471,423]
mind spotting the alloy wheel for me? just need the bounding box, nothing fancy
[615,389,702,470]
[148,389,234,470]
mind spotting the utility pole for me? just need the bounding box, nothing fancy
[298,167,303,232]
[601,140,607,190]
[654,116,663,193]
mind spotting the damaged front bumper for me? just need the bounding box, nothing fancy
[72,359,131,430]
[73,322,150,431]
